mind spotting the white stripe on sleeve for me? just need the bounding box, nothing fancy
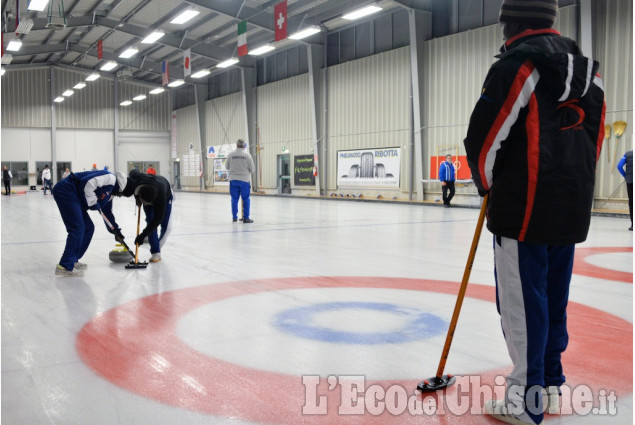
[84,174,116,207]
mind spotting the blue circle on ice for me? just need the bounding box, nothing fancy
[272,301,446,344]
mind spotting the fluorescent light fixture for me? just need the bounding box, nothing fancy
[141,30,165,44]
[62,89,74,97]
[119,48,138,58]
[6,39,23,52]
[54,96,64,102]
[73,82,87,89]
[0,68,4,76]
[120,100,133,106]
[149,87,165,94]
[86,73,100,81]
[288,26,321,40]
[133,94,147,101]
[100,61,118,71]
[249,45,275,56]
[170,8,200,24]
[216,58,239,68]
[191,69,211,79]
[167,79,185,87]
[342,5,382,20]
[27,0,49,11]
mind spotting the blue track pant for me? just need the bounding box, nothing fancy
[230,180,250,220]
[53,179,94,271]
[494,235,574,424]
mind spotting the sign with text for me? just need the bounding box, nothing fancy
[429,155,470,180]
[337,148,400,188]
[294,154,315,186]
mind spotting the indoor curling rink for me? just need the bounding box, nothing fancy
[1,190,632,425]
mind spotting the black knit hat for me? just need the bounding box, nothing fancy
[499,0,558,28]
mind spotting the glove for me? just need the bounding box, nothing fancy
[114,229,125,243]
[135,231,147,247]
[478,188,489,197]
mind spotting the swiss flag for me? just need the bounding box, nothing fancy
[274,1,287,42]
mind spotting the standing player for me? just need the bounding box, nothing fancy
[463,1,605,424]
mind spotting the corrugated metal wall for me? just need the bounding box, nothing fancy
[257,74,313,190]
[326,46,411,192]
[175,104,201,188]
[119,82,170,131]
[421,6,577,190]
[54,68,114,129]
[205,92,245,184]
[1,68,51,128]
[594,0,633,202]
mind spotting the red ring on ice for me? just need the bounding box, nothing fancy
[76,277,632,424]
[573,247,633,283]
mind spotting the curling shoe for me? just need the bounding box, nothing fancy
[484,400,542,425]
[149,253,162,263]
[74,261,88,270]
[55,264,84,277]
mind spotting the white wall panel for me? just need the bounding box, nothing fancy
[54,69,115,129]
[326,47,411,192]
[1,68,50,128]
[118,82,170,131]
[593,0,633,203]
[257,74,313,190]
[174,105,201,188]
[205,92,245,187]
[56,129,114,172]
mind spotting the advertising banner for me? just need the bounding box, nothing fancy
[337,148,400,188]
[294,154,315,186]
[429,155,470,180]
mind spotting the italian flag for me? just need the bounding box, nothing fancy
[237,20,248,57]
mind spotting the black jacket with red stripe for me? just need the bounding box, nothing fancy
[464,29,605,245]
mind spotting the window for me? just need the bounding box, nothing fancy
[1,161,28,186]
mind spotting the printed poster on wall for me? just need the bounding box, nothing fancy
[337,148,400,188]
[294,154,315,186]
[429,155,471,180]
[213,158,229,185]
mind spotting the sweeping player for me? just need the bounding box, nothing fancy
[463,1,605,424]
[115,168,173,263]
[53,170,127,276]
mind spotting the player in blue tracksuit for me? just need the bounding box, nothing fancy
[439,154,456,207]
[52,170,127,276]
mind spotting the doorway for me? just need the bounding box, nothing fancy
[277,154,291,195]
[173,161,181,189]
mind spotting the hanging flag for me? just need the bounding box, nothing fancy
[161,60,169,86]
[274,1,287,42]
[97,39,103,60]
[183,49,191,77]
[237,20,248,57]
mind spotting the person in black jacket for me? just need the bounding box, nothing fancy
[2,166,12,195]
[115,169,173,263]
[463,1,605,424]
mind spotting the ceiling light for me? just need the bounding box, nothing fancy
[149,87,165,94]
[249,45,275,56]
[73,82,86,89]
[191,69,211,79]
[54,97,64,103]
[86,73,100,81]
[133,94,147,101]
[216,58,239,68]
[119,48,138,58]
[342,5,382,20]
[1,53,13,64]
[170,8,200,25]
[6,39,23,52]
[100,61,118,71]
[62,89,74,97]
[141,31,165,44]
[167,79,185,87]
[0,68,5,76]
[27,0,49,11]
[120,100,132,106]
[288,26,321,40]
